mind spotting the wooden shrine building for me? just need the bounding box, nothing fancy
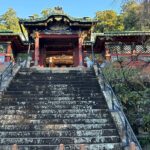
[0,31,28,63]
[19,7,95,67]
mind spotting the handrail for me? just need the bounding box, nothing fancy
[95,63,142,150]
[0,62,18,88]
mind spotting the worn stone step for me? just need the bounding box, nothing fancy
[4,89,101,95]
[12,83,99,87]
[2,93,102,98]
[0,109,108,115]
[17,72,95,76]
[14,75,97,80]
[0,136,121,145]
[0,118,112,124]
[0,104,108,110]
[0,100,105,106]
[0,97,105,104]
[1,96,104,101]
[8,84,100,89]
[10,81,99,86]
[7,85,100,90]
[0,129,118,138]
[0,123,116,131]
[7,87,101,92]
[1,103,107,110]
[0,100,106,106]
[0,112,110,120]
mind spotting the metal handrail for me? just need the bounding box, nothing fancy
[96,63,142,150]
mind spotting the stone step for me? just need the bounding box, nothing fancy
[0,109,108,115]
[0,104,108,110]
[0,100,106,106]
[0,112,110,120]
[0,102,107,109]
[8,84,100,89]
[4,89,101,95]
[0,136,121,145]
[0,99,106,106]
[14,75,97,79]
[0,118,112,124]
[0,105,107,111]
[0,129,118,138]
[0,123,116,131]
[2,93,103,98]
[17,72,95,76]
[7,87,100,91]
[0,143,122,150]
[1,97,105,103]
[11,81,99,85]
[1,95,104,101]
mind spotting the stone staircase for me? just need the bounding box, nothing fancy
[0,68,122,150]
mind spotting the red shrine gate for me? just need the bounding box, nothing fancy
[34,32,83,67]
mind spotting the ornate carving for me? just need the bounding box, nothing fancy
[49,21,70,31]
[53,7,64,14]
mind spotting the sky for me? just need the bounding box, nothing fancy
[0,0,123,18]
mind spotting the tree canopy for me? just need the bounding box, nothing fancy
[94,10,124,32]
[0,8,20,33]
[94,0,150,32]
[122,0,141,30]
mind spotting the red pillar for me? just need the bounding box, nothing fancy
[73,47,78,67]
[78,37,83,66]
[6,42,12,62]
[34,32,39,66]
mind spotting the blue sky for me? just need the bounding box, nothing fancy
[0,0,122,18]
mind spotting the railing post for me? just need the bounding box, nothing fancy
[12,144,18,150]
[10,63,13,75]
[59,144,64,150]
[0,74,2,88]
[80,144,86,150]
[129,142,136,150]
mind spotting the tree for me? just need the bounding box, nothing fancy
[41,8,54,17]
[139,0,150,30]
[41,9,49,17]
[122,0,141,30]
[0,23,7,31]
[121,0,150,30]
[0,8,20,33]
[94,10,124,32]
[32,14,39,19]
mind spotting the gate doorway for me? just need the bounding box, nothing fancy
[45,54,73,67]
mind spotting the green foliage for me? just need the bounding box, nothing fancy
[138,136,150,147]
[41,7,63,17]
[0,24,7,31]
[32,14,40,19]
[41,9,51,17]
[17,53,28,61]
[0,8,21,33]
[102,62,150,134]
[94,10,124,32]
[122,0,141,30]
